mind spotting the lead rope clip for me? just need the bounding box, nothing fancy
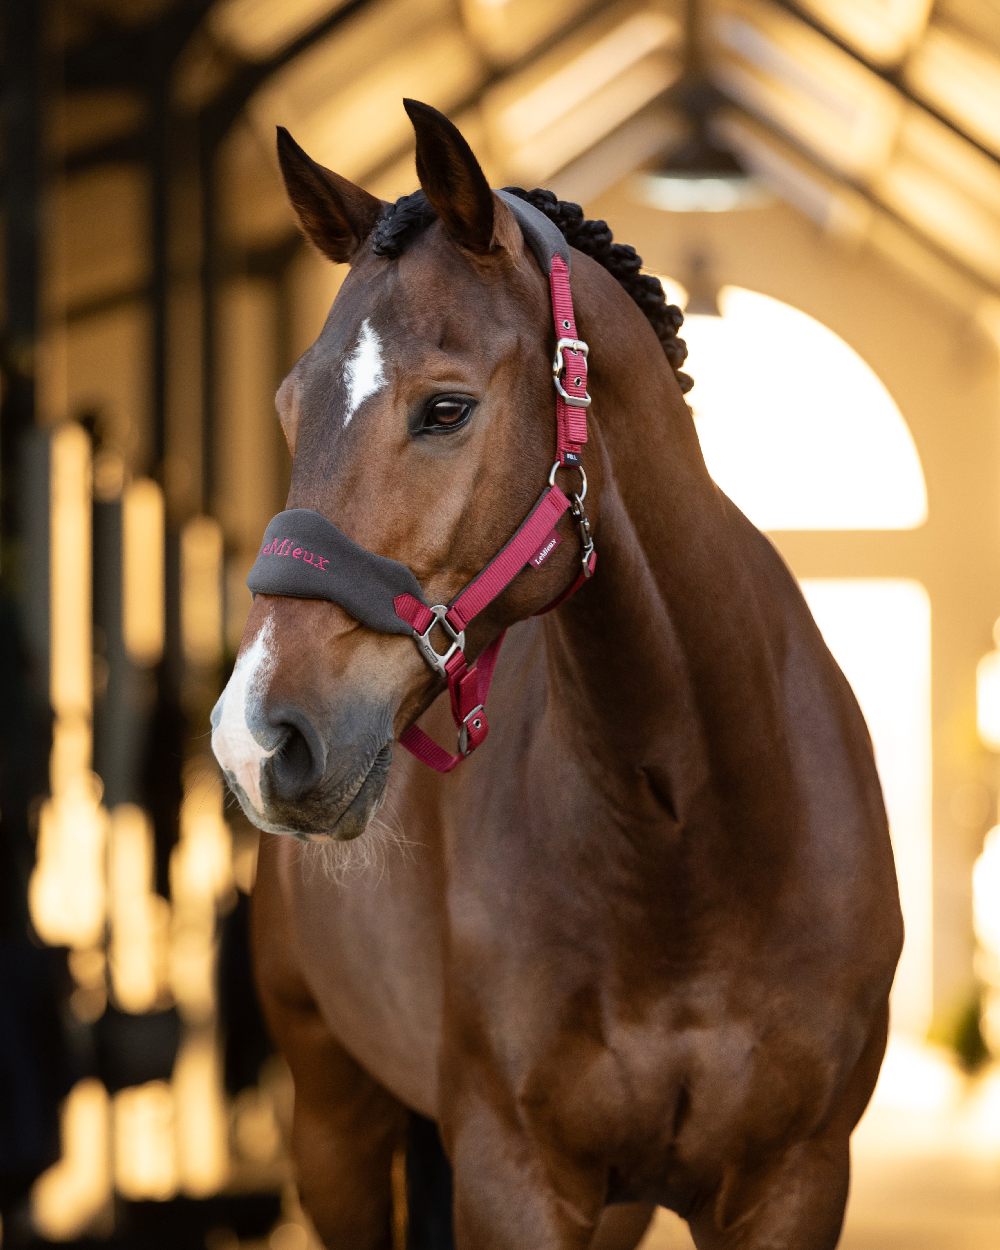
[570,493,595,578]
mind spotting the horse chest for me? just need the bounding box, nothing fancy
[595,1014,833,1164]
[460,946,847,1203]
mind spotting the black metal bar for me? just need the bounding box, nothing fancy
[64,282,151,325]
[61,129,145,175]
[64,0,216,90]
[199,113,218,514]
[150,71,170,478]
[1,0,44,598]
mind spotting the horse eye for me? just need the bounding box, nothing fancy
[419,396,474,434]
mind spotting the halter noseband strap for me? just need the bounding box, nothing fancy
[246,193,595,772]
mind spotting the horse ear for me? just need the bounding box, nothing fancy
[403,98,495,255]
[276,127,384,264]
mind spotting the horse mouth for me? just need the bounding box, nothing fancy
[229,742,393,842]
[312,743,393,842]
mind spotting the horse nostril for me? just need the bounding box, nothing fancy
[265,707,326,803]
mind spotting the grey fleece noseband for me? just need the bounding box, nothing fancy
[247,509,424,636]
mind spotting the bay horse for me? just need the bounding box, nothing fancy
[211,99,902,1250]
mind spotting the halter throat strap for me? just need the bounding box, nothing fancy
[246,190,594,772]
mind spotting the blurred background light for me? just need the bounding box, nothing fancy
[683,285,928,531]
[122,478,165,669]
[976,621,1000,753]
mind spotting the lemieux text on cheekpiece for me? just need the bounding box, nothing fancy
[259,537,330,572]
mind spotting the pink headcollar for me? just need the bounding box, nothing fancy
[248,193,595,771]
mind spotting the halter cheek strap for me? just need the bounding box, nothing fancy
[246,193,595,772]
[497,190,590,468]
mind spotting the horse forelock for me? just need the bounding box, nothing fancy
[368,185,693,394]
[371,189,435,258]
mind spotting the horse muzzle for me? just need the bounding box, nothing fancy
[211,662,394,840]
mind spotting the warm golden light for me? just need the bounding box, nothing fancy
[713,3,899,180]
[974,825,1000,963]
[270,1222,310,1250]
[877,155,1000,288]
[496,12,675,145]
[34,426,109,949]
[907,22,1000,158]
[108,804,168,1013]
[122,476,165,667]
[181,515,224,667]
[492,11,679,183]
[113,1082,177,1201]
[50,423,92,716]
[461,0,580,67]
[974,823,1000,1054]
[802,579,934,1037]
[684,286,928,531]
[260,17,481,181]
[232,1086,283,1166]
[174,767,232,904]
[974,813,1000,1094]
[976,625,1000,753]
[29,751,107,949]
[792,0,933,66]
[210,0,332,59]
[32,1080,111,1239]
[170,766,232,1019]
[168,916,217,1022]
[173,1031,229,1195]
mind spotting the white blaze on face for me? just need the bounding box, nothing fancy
[211,620,277,813]
[342,317,386,427]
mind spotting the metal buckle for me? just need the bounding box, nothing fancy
[413,605,465,678]
[552,337,591,409]
[458,704,486,756]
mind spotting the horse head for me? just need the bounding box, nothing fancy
[211,100,604,840]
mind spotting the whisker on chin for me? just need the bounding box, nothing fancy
[295,791,421,888]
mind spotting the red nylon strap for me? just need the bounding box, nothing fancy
[398,633,505,772]
[397,724,463,773]
[393,592,434,636]
[392,492,571,773]
[536,547,597,616]
[396,244,593,772]
[550,256,589,464]
[446,486,570,632]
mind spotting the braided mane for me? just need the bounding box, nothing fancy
[371,187,692,394]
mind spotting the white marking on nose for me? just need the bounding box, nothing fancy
[342,318,386,427]
[211,621,277,814]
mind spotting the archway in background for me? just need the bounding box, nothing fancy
[681,286,928,528]
[682,287,932,1038]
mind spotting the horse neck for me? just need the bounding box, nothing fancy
[541,309,795,835]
